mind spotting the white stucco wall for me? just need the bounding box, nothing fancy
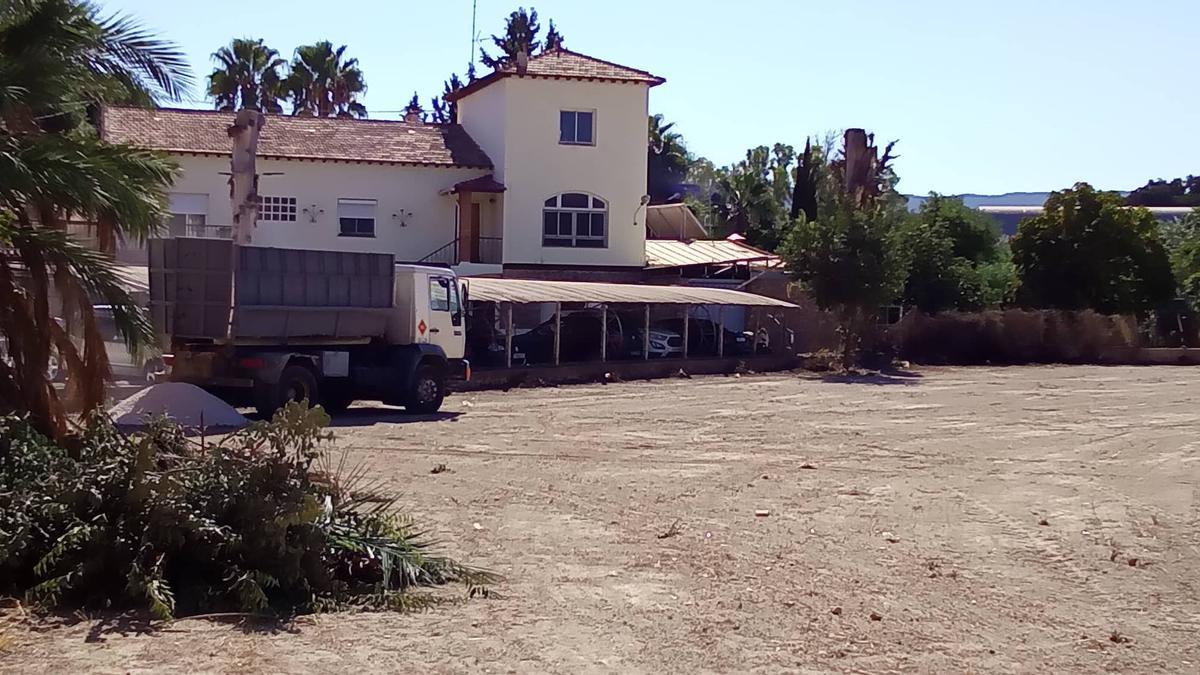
[459,77,650,269]
[456,80,509,182]
[165,155,489,262]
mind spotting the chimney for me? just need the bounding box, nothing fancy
[515,48,529,75]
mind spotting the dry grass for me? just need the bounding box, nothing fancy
[891,309,1140,364]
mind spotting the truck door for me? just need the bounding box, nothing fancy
[426,274,465,359]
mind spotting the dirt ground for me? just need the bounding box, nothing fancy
[4,365,1200,673]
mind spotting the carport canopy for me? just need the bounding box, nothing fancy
[464,277,796,307]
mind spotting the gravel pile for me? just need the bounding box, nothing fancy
[108,382,248,430]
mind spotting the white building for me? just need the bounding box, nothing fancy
[101,48,665,280]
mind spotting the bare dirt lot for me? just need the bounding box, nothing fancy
[4,365,1200,673]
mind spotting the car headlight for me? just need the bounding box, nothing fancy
[650,341,666,349]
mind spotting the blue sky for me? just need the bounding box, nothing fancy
[106,0,1197,195]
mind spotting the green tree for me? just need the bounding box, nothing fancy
[1012,183,1176,314]
[286,41,366,118]
[404,91,424,121]
[207,38,285,113]
[647,114,689,203]
[0,0,188,438]
[977,241,1018,308]
[899,194,1005,313]
[543,19,564,51]
[780,130,907,368]
[480,7,540,69]
[709,146,791,249]
[1160,209,1200,302]
[430,71,465,124]
[1127,176,1200,207]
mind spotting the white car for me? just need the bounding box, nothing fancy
[2,307,165,384]
[643,327,684,358]
[94,305,167,383]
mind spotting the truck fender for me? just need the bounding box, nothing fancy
[389,343,448,384]
[253,352,319,384]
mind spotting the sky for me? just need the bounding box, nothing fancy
[105,0,1198,196]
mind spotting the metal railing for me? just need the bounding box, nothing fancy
[419,239,459,266]
[163,223,233,239]
[476,236,503,264]
[418,237,503,266]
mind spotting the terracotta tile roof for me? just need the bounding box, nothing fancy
[446,48,665,102]
[100,106,493,169]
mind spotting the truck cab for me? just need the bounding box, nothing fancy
[389,265,467,361]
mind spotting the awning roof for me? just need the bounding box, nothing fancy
[450,174,506,194]
[466,277,795,307]
[645,238,783,269]
[115,264,149,294]
[645,203,708,240]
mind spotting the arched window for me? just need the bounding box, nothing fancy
[543,192,607,248]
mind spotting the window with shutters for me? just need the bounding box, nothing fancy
[337,198,376,237]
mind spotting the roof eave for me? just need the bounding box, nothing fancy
[446,72,664,103]
[151,148,491,170]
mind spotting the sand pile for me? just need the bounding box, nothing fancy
[108,382,248,430]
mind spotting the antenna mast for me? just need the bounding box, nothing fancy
[470,0,478,67]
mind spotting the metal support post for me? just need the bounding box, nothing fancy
[504,302,513,368]
[643,304,651,360]
[717,305,725,358]
[681,305,689,359]
[553,302,562,366]
[600,305,608,362]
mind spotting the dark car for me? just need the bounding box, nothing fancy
[512,311,626,364]
[651,318,752,356]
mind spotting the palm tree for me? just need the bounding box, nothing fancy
[207,38,285,113]
[0,0,189,438]
[285,41,367,118]
[647,114,689,203]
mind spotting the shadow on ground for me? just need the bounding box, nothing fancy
[820,369,924,386]
[326,408,463,428]
[5,610,294,644]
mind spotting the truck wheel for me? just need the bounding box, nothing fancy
[256,364,319,419]
[405,364,445,414]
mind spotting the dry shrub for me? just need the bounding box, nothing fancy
[892,309,1139,365]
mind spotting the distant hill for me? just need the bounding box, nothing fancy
[906,192,1051,211]
[905,190,1140,211]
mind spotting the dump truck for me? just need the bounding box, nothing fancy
[150,238,468,417]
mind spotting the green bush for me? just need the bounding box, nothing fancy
[0,403,493,619]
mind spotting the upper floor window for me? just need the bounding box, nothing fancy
[543,192,606,248]
[166,193,211,237]
[559,110,594,145]
[338,198,376,238]
[258,195,297,222]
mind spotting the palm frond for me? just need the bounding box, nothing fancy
[91,5,193,102]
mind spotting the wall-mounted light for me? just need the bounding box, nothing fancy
[301,205,324,223]
[392,209,413,227]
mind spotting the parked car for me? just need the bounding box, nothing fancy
[94,305,167,383]
[512,310,626,364]
[624,325,685,358]
[652,318,751,356]
[1,307,164,383]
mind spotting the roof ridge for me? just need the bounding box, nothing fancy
[528,47,660,79]
[106,105,457,129]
